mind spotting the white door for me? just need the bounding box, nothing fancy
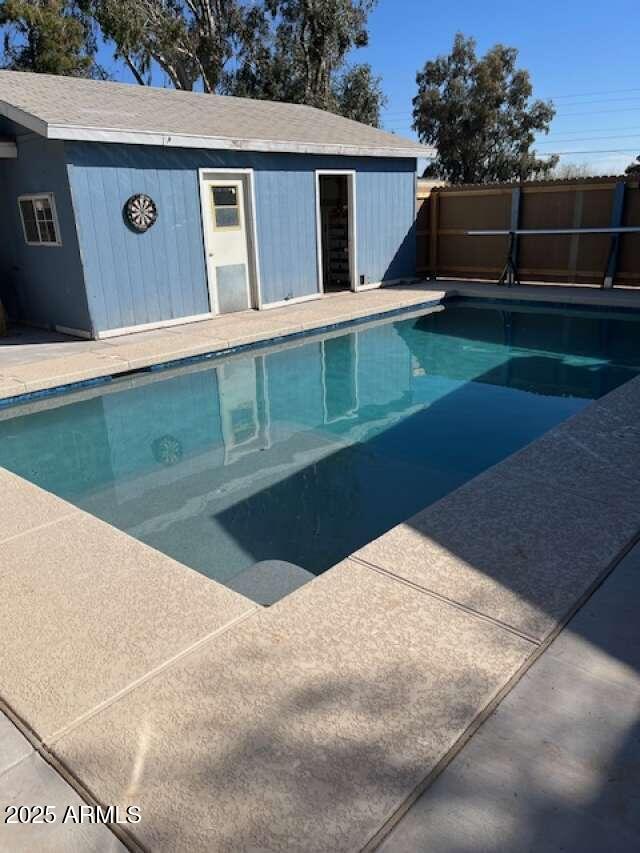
[202,178,252,314]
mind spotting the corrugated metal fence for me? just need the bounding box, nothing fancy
[417,176,640,287]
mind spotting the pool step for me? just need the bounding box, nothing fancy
[227,559,315,605]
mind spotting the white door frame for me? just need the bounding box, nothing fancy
[315,169,358,294]
[198,167,263,312]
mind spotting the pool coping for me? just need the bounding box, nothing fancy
[1,283,640,850]
[0,287,446,407]
[0,297,445,408]
[3,280,640,409]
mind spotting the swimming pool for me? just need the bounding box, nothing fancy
[2,298,640,597]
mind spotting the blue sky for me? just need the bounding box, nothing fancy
[360,0,639,174]
[96,0,639,175]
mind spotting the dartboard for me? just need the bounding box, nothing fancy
[151,434,183,465]
[125,193,158,232]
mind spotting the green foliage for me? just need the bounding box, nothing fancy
[90,0,241,91]
[626,155,640,176]
[228,0,385,126]
[0,0,385,126]
[0,0,100,77]
[332,63,385,126]
[552,162,594,180]
[414,33,557,184]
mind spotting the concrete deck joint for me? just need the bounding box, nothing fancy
[366,527,640,851]
[350,555,541,645]
[46,605,261,746]
[0,508,78,548]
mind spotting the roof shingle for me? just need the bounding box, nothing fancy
[0,70,433,159]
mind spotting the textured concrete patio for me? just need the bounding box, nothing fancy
[0,711,126,852]
[379,541,640,852]
[1,282,639,851]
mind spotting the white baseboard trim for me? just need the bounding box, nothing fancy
[356,277,418,292]
[95,312,214,339]
[261,292,322,310]
[55,324,93,339]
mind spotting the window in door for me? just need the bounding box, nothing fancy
[211,185,241,230]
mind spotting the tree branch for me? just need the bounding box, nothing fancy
[123,53,147,86]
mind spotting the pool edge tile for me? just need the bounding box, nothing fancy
[0,294,449,406]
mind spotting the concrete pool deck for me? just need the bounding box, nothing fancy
[2,279,640,404]
[378,540,640,852]
[1,281,640,850]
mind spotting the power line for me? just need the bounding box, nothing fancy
[382,89,640,119]
[380,132,639,157]
[384,105,640,123]
[385,125,640,137]
[547,95,640,107]
[536,133,640,145]
[383,95,640,117]
[534,148,639,157]
[557,107,640,118]
[536,125,640,136]
[384,124,640,139]
[386,106,640,132]
[539,86,640,100]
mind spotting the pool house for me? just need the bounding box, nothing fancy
[0,70,432,340]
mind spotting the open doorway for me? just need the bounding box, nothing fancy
[316,171,356,293]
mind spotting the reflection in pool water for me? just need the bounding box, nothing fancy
[2,300,640,588]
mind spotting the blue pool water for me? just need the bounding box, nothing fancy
[2,299,640,591]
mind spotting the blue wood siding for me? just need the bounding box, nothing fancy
[0,125,91,333]
[64,143,417,332]
[356,167,416,284]
[253,167,318,304]
[66,146,211,332]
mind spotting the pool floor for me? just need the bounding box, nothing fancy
[2,299,640,596]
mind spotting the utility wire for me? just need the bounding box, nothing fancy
[536,133,640,145]
[383,95,640,117]
[384,105,640,129]
[534,148,639,157]
[382,90,640,119]
[538,86,640,99]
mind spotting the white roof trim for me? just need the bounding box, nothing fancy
[45,122,434,158]
[0,101,48,136]
[0,91,435,158]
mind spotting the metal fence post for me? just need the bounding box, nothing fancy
[603,181,626,289]
[429,190,439,279]
[510,187,521,272]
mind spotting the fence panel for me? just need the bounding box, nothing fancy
[417,176,640,287]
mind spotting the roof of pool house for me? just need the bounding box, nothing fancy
[0,70,434,159]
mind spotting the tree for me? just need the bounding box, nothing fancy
[552,162,594,180]
[333,63,384,126]
[90,0,241,91]
[264,0,373,109]
[413,33,557,184]
[1,0,100,77]
[2,0,386,126]
[228,0,385,126]
[626,155,640,176]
